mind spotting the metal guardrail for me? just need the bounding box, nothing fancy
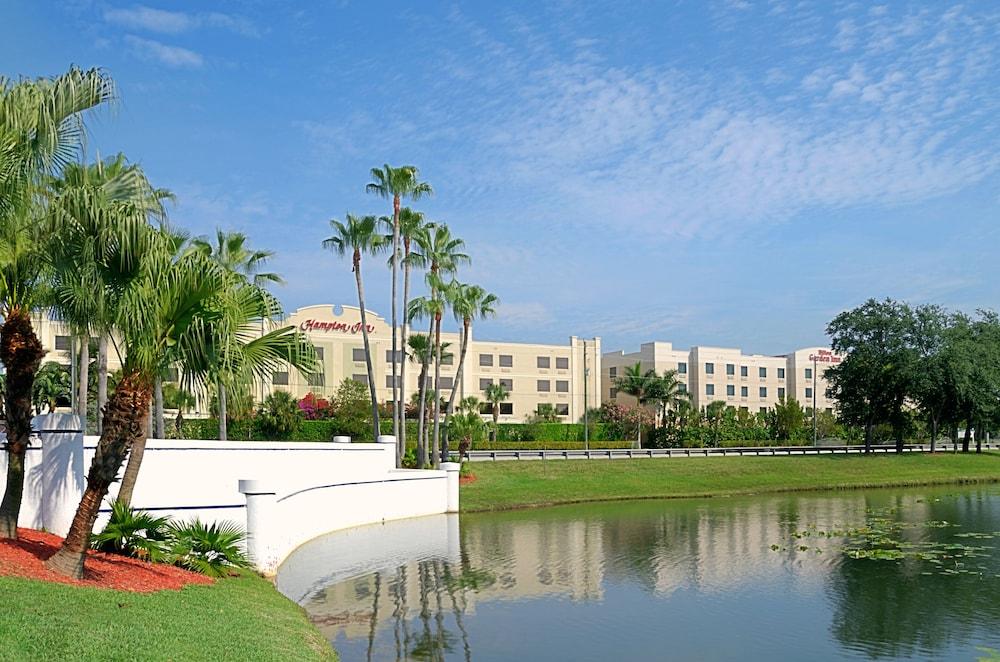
[464,443,997,462]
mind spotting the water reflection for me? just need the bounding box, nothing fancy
[279,488,1000,661]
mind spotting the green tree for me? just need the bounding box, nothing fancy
[441,282,498,457]
[613,363,658,448]
[31,361,71,414]
[367,166,432,446]
[255,390,303,439]
[394,208,430,462]
[483,382,510,441]
[826,299,920,453]
[0,67,115,539]
[646,369,686,426]
[45,229,314,578]
[703,401,727,447]
[768,396,806,441]
[323,214,388,443]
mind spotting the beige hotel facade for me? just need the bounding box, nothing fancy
[602,341,841,414]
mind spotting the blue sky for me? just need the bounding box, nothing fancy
[4,1,999,355]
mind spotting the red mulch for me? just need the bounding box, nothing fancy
[459,474,477,486]
[0,528,213,593]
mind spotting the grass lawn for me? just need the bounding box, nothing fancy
[0,571,336,662]
[460,451,1000,512]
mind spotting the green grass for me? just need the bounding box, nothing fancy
[0,571,336,662]
[461,451,1000,512]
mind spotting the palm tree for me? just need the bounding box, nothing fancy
[408,292,447,468]
[442,283,498,457]
[0,67,115,539]
[704,401,727,447]
[190,229,284,441]
[483,383,510,441]
[648,369,686,426]
[323,214,387,442]
[367,166,432,445]
[32,362,71,414]
[614,363,658,448]
[407,333,451,467]
[45,233,315,578]
[395,208,429,464]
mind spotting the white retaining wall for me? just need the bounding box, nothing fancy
[2,419,458,568]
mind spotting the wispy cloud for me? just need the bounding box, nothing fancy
[105,5,258,37]
[124,35,203,68]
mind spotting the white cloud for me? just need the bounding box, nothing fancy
[105,5,258,37]
[124,35,203,68]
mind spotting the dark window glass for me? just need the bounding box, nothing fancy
[537,356,550,369]
[677,362,687,374]
[272,371,289,385]
[537,380,550,392]
[555,357,569,369]
[705,362,714,374]
[479,354,493,366]
[555,403,569,416]
[556,380,569,393]
[499,354,513,367]
[352,348,365,362]
[55,335,71,351]
[499,403,513,415]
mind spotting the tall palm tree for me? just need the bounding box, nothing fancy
[648,369,686,426]
[614,363,658,449]
[395,208,429,464]
[408,293,447,468]
[190,229,284,440]
[442,283,498,456]
[323,214,387,442]
[45,232,315,578]
[483,382,510,441]
[0,67,115,539]
[367,165,432,445]
[406,333,452,467]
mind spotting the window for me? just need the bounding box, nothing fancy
[726,384,735,396]
[479,378,493,390]
[537,356,551,369]
[609,366,617,378]
[272,371,289,385]
[307,372,325,387]
[741,386,748,397]
[740,366,748,377]
[384,349,401,363]
[706,383,715,396]
[479,403,492,415]
[500,403,513,415]
[805,387,813,399]
[678,362,687,374]
[556,357,569,369]
[54,335,71,351]
[805,367,813,379]
[759,387,767,398]
[726,363,735,375]
[499,354,513,367]
[778,387,785,399]
[352,373,368,384]
[759,407,767,414]
[555,403,569,416]
[759,367,767,378]
[439,376,454,390]
[499,378,513,390]
[705,362,715,374]
[777,367,785,379]
[440,354,453,365]
[386,375,400,388]
[556,380,569,393]
[678,383,687,393]
[352,348,365,362]
[314,347,325,361]
[479,353,493,367]
[537,380,550,392]
[609,388,618,399]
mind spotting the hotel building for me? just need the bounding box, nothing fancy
[30,305,603,423]
[602,341,840,414]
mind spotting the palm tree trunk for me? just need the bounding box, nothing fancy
[153,377,164,438]
[77,333,89,428]
[217,381,228,441]
[0,308,45,539]
[443,319,471,460]
[116,432,146,507]
[399,242,411,466]
[432,314,443,468]
[416,363,428,468]
[97,335,108,434]
[355,253,381,441]
[45,370,152,578]
[390,195,400,446]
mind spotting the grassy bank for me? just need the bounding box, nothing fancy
[460,452,1000,512]
[0,572,335,661]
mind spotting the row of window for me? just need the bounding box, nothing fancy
[701,384,816,399]
[611,363,820,380]
[477,402,569,416]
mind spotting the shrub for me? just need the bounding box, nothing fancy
[469,440,633,451]
[167,519,251,578]
[91,500,171,561]
[255,391,303,439]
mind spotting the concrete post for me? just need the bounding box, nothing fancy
[377,435,396,469]
[332,436,351,443]
[238,479,277,573]
[442,462,460,513]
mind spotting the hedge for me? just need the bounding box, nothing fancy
[469,440,633,451]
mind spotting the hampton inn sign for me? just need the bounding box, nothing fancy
[298,319,376,335]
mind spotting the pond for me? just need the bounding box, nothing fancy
[277,486,1000,661]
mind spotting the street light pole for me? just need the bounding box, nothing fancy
[583,339,590,451]
[812,356,818,447]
